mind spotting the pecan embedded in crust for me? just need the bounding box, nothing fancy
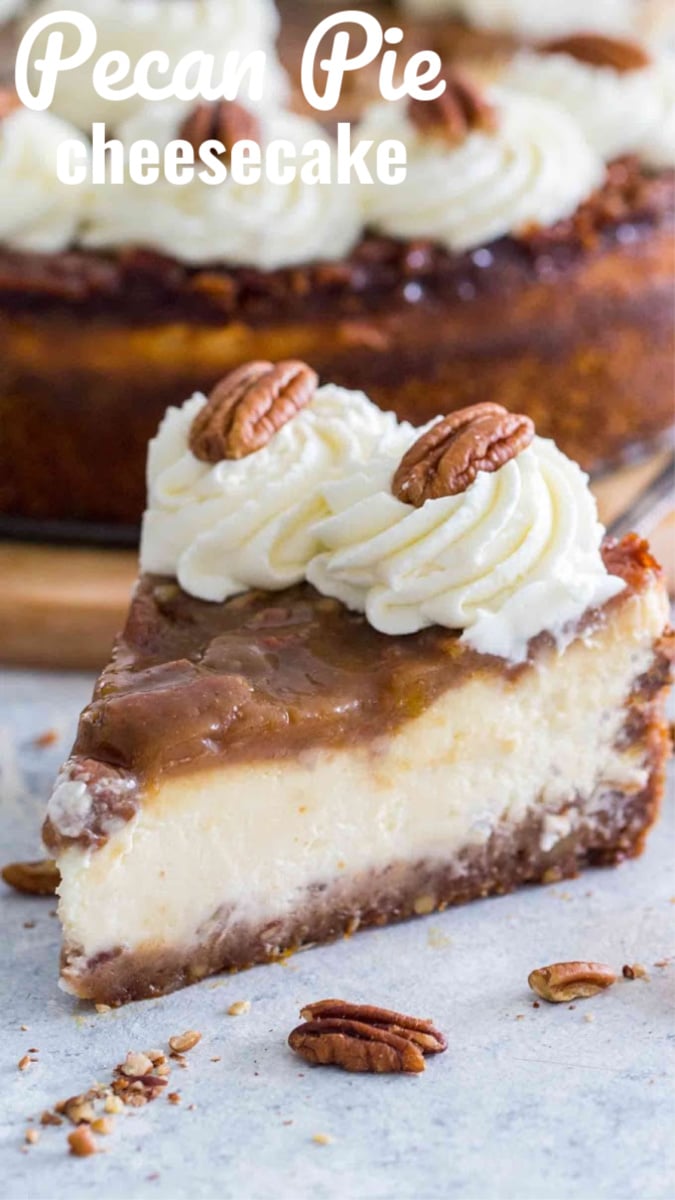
[288,999,447,1073]
[178,100,261,159]
[541,34,652,72]
[1,858,59,895]
[408,70,497,146]
[392,402,534,507]
[528,962,617,1003]
[189,360,319,462]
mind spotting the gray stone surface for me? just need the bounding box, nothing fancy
[1,666,673,1200]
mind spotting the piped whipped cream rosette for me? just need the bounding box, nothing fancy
[24,0,286,130]
[82,101,363,269]
[357,77,605,252]
[140,361,415,603]
[501,34,675,165]
[307,403,625,662]
[0,102,90,252]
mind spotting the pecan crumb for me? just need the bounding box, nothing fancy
[541,33,652,73]
[167,1092,181,1105]
[168,1031,202,1054]
[40,1110,63,1127]
[2,859,60,896]
[90,1117,113,1135]
[393,402,534,507]
[18,1055,31,1071]
[227,1001,251,1017]
[67,1126,98,1157]
[189,360,318,462]
[95,1003,112,1014]
[25,1129,39,1145]
[528,962,617,1003]
[409,69,497,146]
[622,963,648,980]
[313,1133,334,1145]
[179,100,261,161]
[119,1051,154,1077]
[34,728,59,748]
[289,999,447,1075]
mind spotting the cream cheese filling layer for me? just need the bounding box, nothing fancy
[56,585,665,968]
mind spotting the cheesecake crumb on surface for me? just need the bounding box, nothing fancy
[227,1001,251,1016]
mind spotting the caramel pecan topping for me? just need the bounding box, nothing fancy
[2,858,59,895]
[0,88,20,121]
[178,100,261,159]
[392,402,534,507]
[288,999,447,1074]
[189,360,319,462]
[541,34,652,72]
[528,961,617,1003]
[408,71,497,146]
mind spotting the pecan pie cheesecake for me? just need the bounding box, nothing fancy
[43,362,674,1004]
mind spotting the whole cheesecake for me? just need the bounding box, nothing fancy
[0,37,673,532]
[43,363,674,1004]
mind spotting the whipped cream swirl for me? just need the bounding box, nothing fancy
[358,89,604,252]
[25,0,285,130]
[0,107,90,252]
[307,434,625,661]
[502,49,671,164]
[140,385,413,603]
[83,106,362,269]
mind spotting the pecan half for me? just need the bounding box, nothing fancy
[2,858,59,895]
[392,402,534,507]
[178,100,261,159]
[409,70,497,146]
[288,999,447,1074]
[528,962,617,1003]
[541,34,652,72]
[189,360,318,462]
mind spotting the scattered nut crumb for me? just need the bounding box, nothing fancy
[528,961,616,1003]
[23,921,36,930]
[227,1001,251,1016]
[168,1031,201,1054]
[95,1004,112,1014]
[91,1118,113,1135]
[104,1095,124,1115]
[654,958,671,969]
[532,1002,540,1009]
[167,1092,181,1105]
[34,728,59,748]
[25,1129,39,1145]
[18,1055,31,1072]
[40,1111,63,1127]
[623,963,648,980]
[210,1057,221,1063]
[20,1025,29,1032]
[515,1014,525,1021]
[67,1126,98,1157]
[119,1051,154,1077]
[583,1013,595,1023]
[283,1120,293,1126]
[313,1133,333,1146]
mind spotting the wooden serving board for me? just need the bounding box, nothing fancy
[0,450,672,671]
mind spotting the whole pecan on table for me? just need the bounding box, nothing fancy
[408,69,497,146]
[178,100,262,159]
[540,34,652,73]
[288,999,447,1074]
[189,360,319,462]
[528,961,617,1003]
[2,858,60,895]
[392,402,534,508]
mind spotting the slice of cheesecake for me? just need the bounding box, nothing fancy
[43,366,674,1005]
